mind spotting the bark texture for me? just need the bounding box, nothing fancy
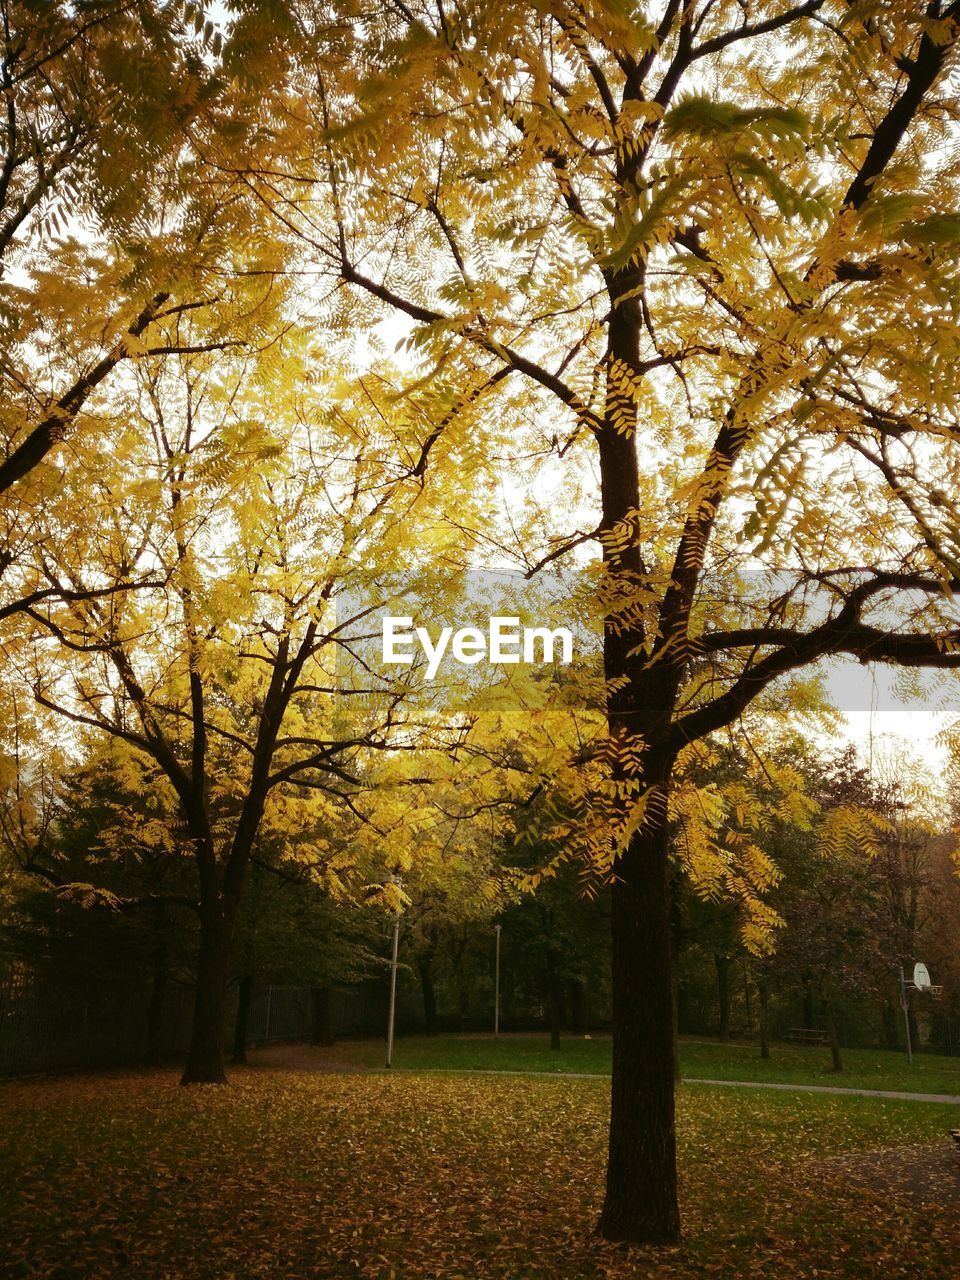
[598,817,680,1243]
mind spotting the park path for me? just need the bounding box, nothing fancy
[247,1045,960,1104]
[688,1077,960,1104]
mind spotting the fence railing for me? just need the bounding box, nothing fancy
[0,969,426,1076]
[4,966,959,1076]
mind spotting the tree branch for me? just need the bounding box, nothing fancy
[842,7,960,211]
[0,292,171,493]
[692,1,824,59]
[669,581,960,750]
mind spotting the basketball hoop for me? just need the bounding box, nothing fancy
[897,960,940,1066]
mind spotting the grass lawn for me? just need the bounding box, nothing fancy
[301,1031,960,1096]
[1,1066,958,1278]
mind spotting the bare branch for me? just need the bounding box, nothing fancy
[692,1,824,59]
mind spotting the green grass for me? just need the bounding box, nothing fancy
[309,1032,960,1096]
[681,1038,960,1094]
[1,1066,957,1278]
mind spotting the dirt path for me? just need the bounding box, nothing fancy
[814,1142,960,1209]
[246,1042,370,1071]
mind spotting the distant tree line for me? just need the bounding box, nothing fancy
[3,732,958,1073]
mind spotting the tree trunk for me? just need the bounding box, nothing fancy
[569,978,585,1036]
[598,817,680,1244]
[802,978,815,1031]
[907,1001,920,1056]
[548,962,563,1051]
[670,872,682,1082]
[882,999,899,1050]
[418,959,437,1035]
[145,911,168,1066]
[823,993,843,1073]
[232,973,253,1065]
[458,976,469,1032]
[596,270,680,1243]
[742,960,753,1035]
[181,908,230,1084]
[758,980,770,1061]
[715,953,731,1042]
[311,985,335,1047]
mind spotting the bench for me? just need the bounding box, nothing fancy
[785,1027,830,1046]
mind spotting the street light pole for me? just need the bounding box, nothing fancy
[385,878,401,1068]
[494,923,501,1038]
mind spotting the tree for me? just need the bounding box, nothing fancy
[230,863,382,1062]
[401,846,503,1036]
[0,0,292,654]
[774,777,889,1071]
[0,731,202,1063]
[246,0,960,1241]
[739,744,949,1066]
[866,746,947,1046]
[4,323,488,1083]
[0,0,231,496]
[501,853,610,1046]
[924,832,960,1028]
[6,0,960,1245]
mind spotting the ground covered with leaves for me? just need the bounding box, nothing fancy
[1,1067,958,1278]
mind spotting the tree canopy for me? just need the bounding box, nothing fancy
[3,0,960,1251]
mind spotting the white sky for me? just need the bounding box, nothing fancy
[829,661,955,780]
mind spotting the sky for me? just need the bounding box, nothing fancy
[828,661,955,781]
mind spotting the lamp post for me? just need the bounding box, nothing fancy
[385,875,402,1068]
[494,923,502,1038]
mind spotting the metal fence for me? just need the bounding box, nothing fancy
[0,966,429,1076]
[0,969,194,1074]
